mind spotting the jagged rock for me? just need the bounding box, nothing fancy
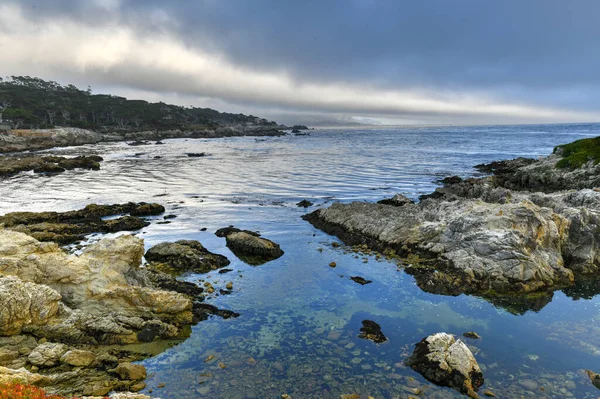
[0,276,62,335]
[60,349,96,367]
[28,342,68,367]
[407,333,483,398]
[377,193,413,207]
[145,240,230,274]
[358,320,387,343]
[225,231,284,265]
[116,362,147,380]
[586,369,600,390]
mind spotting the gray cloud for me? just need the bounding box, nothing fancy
[2,0,600,124]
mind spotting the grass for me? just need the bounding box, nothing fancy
[554,136,600,169]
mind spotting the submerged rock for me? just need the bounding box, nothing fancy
[463,331,481,339]
[407,332,483,398]
[145,240,230,274]
[358,320,387,343]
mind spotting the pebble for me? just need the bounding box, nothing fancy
[329,262,337,267]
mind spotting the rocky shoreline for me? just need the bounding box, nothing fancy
[304,139,600,314]
[0,126,292,154]
[0,202,274,396]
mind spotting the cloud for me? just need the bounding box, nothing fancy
[1,1,599,124]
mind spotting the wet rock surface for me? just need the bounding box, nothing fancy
[0,154,103,177]
[296,199,314,208]
[145,240,230,274]
[0,202,164,244]
[350,276,372,285]
[216,226,284,265]
[407,332,484,398]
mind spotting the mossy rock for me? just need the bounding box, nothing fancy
[554,136,600,169]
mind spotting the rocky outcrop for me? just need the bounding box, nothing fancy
[0,230,192,343]
[0,155,103,178]
[407,332,483,398]
[215,226,283,265]
[145,240,230,274]
[0,277,62,335]
[304,150,600,312]
[0,202,164,244]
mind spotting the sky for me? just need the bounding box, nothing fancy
[1,0,599,126]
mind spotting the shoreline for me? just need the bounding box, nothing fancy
[0,126,294,154]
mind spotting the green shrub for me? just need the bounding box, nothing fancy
[554,136,600,169]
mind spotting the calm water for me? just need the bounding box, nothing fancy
[2,124,600,398]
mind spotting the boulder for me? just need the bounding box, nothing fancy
[116,362,147,381]
[60,349,96,367]
[145,240,230,274]
[28,342,68,367]
[297,199,314,208]
[407,333,483,398]
[225,231,284,265]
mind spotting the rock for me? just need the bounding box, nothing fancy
[483,390,496,397]
[463,331,481,339]
[329,262,337,268]
[519,379,539,391]
[60,349,96,367]
[127,140,150,146]
[215,226,260,238]
[350,276,372,285]
[358,320,387,343]
[0,230,193,343]
[441,176,463,185]
[0,202,163,245]
[186,152,206,157]
[586,369,600,390]
[0,154,103,178]
[28,342,68,367]
[225,282,233,290]
[145,240,230,274]
[116,362,147,381]
[407,333,483,398]
[297,199,314,208]
[0,276,62,335]
[224,231,284,265]
[377,193,413,207]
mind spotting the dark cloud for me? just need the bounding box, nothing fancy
[5,0,600,122]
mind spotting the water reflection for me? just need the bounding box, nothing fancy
[1,125,600,398]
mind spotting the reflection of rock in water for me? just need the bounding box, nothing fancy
[562,276,600,300]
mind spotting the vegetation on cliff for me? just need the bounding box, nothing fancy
[0,76,277,131]
[554,136,600,169]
